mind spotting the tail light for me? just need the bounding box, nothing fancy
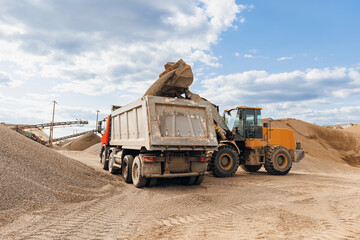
[143,156,155,162]
[200,156,209,162]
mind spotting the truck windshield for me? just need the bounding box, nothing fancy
[101,119,107,135]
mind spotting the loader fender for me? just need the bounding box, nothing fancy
[219,140,241,154]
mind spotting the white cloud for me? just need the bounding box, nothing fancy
[0,71,22,87]
[239,17,246,23]
[235,52,240,57]
[249,49,259,53]
[198,66,360,125]
[277,56,293,61]
[0,0,247,97]
[244,54,255,58]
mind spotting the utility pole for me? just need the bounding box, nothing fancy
[49,100,57,147]
[96,110,100,131]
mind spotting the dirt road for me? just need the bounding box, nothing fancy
[1,150,360,240]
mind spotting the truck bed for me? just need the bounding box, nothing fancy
[109,96,217,151]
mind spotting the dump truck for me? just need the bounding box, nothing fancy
[99,95,218,188]
[207,106,305,177]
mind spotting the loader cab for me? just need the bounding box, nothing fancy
[224,106,263,140]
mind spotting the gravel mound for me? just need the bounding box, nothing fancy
[271,118,360,167]
[60,132,101,151]
[83,142,102,155]
[0,125,117,225]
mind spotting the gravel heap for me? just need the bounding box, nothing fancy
[345,124,360,135]
[83,142,102,155]
[0,125,116,225]
[60,132,101,151]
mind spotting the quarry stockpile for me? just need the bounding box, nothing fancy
[60,132,101,151]
[271,118,360,167]
[344,124,360,135]
[0,125,118,225]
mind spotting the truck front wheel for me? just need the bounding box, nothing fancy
[122,155,133,183]
[132,156,147,188]
[101,148,108,170]
[209,145,239,177]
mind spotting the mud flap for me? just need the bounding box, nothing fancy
[191,162,207,173]
[142,163,161,177]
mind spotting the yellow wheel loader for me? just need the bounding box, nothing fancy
[208,106,305,177]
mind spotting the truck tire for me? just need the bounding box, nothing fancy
[122,155,133,183]
[194,174,205,185]
[181,176,196,185]
[146,178,157,187]
[264,146,292,175]
[209,145,239,177]
[101,148,109,170]
[108,151,119,174]
[132,156,147,188]
[241,164,262,173]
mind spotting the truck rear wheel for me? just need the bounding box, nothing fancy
[194,174,205,185]
[132,156,147,188]
[101,148,109,170]
[264,146,292,175]
[241,164,262,173]
[122,155,133,183]
[209,145,239,177]
[146,178,157,187]
[181,176,196,185]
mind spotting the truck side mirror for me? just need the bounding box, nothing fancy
[97,121,102,133]
[263,122,268,128]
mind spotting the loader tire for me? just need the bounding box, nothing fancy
[210,145,239,177]
[241,164,262,173]
[132,156,147,188]
[122,155,133,183]
[101,148,109,170]
[264,146,292,175]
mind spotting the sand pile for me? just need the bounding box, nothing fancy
[60,132,101,151]
[83,142,102,155]
[0,125,117,225]
[344,124,360,135]
[270,118,360,167]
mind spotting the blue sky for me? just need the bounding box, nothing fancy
[0,0,359,137]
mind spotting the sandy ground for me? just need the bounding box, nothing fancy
[1,149,360,240]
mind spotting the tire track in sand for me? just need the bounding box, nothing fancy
[1,192,144,240]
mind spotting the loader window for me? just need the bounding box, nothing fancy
[225,109,244,137]
[245,112,255,127]
[256,111,262,127]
